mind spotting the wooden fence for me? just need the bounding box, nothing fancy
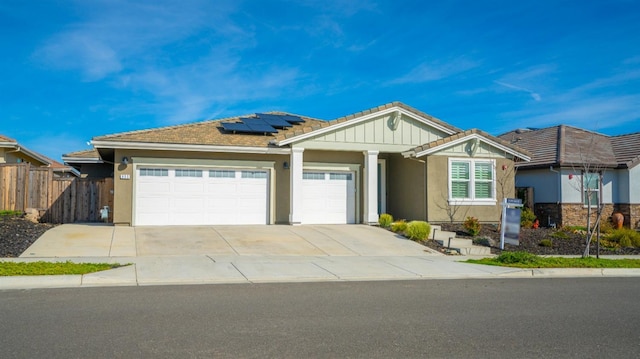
[0,163,113,223]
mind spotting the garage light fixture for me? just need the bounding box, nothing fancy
[121,157,129,165]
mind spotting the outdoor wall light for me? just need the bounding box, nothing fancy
[121,157,129,165]
[283,161,290,169]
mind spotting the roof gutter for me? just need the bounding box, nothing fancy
[91,140,292,155]
[3,145,51,165]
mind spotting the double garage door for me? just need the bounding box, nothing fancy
[134,167,356,225]
[135,167,269,226]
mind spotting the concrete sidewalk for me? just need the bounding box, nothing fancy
[2,254,640,290]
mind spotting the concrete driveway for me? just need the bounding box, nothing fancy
[20,224,437,258]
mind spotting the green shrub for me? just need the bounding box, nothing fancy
[494,251,540,265]
[405,221,431,241]
[599,219,614,234]
[520,207,536,228]
[0,210,23,218]
[391,220,407,233]
[472,237,492,247]
[551,231,569,239]
[463,216,481,236]
[539,239,553,247]
[378,213,393,228]
[605,228,640,247]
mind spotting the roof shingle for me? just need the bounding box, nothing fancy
[499,125,635,168]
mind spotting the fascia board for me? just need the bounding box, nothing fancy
[415,134,532,161]
[91,140,291,155]
[276,107,458,146]
[62,157,103,164]
[17,146,51,165]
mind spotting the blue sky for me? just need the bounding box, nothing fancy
[2,0,639,161]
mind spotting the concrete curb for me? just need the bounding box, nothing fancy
[2,259,640,290]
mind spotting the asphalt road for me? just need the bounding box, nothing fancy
[1,278,640,358]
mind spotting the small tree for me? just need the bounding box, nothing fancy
[435,192,470,223]
[565,133,609,258]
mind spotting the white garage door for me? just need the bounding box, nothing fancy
[302,171,356,224]
[135,167,269,225]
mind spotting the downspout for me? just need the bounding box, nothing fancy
[408,157,427,221]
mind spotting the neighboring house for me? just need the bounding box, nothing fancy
[90,102,530,226]
[0,134,79,177]
[499,125,640,228]
[63,149,113,178]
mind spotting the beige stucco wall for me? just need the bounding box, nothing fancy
[386,153,426,221]
[112,149,290,225]
[426,155,515,223]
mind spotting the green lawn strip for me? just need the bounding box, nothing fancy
[467,252,640,269]
[0,261,126,276]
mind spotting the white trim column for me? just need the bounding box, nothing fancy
[363,150,379,224]
[289,147,304,225]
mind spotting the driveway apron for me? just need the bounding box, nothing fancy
[21,224,436,258]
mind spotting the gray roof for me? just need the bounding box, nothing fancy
[498,125,636,169]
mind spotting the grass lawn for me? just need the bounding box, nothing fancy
[0,261,125,276]
[467,252,640,269]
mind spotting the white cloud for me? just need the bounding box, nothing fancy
[32,0,243,81]
[494,80,541,101]
[389,57,478,84]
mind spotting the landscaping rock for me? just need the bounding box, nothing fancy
[0,216,56,257]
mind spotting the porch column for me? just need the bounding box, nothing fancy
[289,147,304,225]
[363,150,379,224]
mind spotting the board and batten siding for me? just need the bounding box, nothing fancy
[430,141,514,159]
[295,113,450,152]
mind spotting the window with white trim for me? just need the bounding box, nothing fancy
[583,171,600,207]
[209,170,235,178]
[303,172,325,180]
[139,168,168,177]
[241,171,267,179]
[175,169,202,177]
[330,173,352,181]
[449,159,495,204]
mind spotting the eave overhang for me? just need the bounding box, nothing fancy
[91,140,291,155]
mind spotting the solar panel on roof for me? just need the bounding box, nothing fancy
[280,114,305,124]
[257,113,305,125]
[222,122,251,132]
[255,114,293,128]
[243,118,279,133]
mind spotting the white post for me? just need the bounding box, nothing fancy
[500,198,507,250]
[363,150,379,224]
[289,147,304,225]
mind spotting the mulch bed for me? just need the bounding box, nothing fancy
[435,223,640,256]
[0,216,57,257]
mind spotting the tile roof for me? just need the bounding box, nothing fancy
[62,149,101,159]
[274,101,462,142]
[499,125,629,168]
[0,134,17,143]
[611,132,640,167]
[93,112,328,148]
[407,128,531,159]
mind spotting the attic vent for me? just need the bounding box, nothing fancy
[221,113,305,134]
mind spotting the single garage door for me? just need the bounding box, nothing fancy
[135,167,269,225]
[302,171,356,224]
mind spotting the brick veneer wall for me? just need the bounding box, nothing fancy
[614,204,640,229]
[535,203,640,228]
